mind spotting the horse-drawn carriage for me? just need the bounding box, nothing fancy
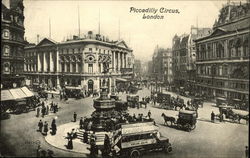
[192,97,204,108]
[216,97,228,107]
[157,93,173,110]
[127,95,139,108]
[216,105,249,124]
[162,110,197,132]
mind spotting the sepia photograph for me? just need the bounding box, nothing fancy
[1,0,249,157]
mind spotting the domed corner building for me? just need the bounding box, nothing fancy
[1,0,35,116]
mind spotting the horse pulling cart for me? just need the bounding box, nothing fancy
[216,105,249,124]
[162,110,197,132]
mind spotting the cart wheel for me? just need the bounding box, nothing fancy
[191,124,196,130]
[165,145,172,153]
[185,124,191,132]
[165,121,170,127]
[177,124,182,129]
[130,149,140,158]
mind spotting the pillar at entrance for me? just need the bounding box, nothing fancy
[56,49,60,72]
[50,52,54,72]
[113,51,116,72]
[43,52,48,72]
[121,53,123,69]
[118,52,120,72]
[37,53,42,72]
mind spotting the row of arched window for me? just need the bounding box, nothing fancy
[197,37,249,60]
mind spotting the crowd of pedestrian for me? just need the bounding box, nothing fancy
[36,101,60,118]
[37,118,57,136]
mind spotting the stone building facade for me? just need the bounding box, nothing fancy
[24,31,134,93]
[151,47,172,84]
[172,27,211,90]
[1,0,26,89]
[195,2,250,102]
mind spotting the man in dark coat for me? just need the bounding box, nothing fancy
[41,106,46,118]
[51,118,57,135]
[38,120,43,132]
[211,111,215,123]
[73,112,77,122]
[67,132,73,149]
[36,107,40,117]
[43,121,48,135]
[83,130,88,143]
[102,134,111,156]
[148,110,152,119]
[80,117,84,129]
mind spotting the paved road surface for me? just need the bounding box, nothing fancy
[0,88,248,158]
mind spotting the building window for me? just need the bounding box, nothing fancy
[3,30,9,38]
[99,63,101,73]
[235,39,242,57]
[89,48,92,52]
[73,64,76,72]
[67,63,70,72]
[4,63,9,72]
[3,45,10,56]
[61,63,65,72]
[243,38,249,57]
[88,64,93,73]
[219,65,222,76]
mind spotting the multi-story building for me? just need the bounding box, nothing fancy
[147,61,153,80]
[151,46,172,84]
[24,31,134,93]
[162,48,173,85]
[1,0,25,89]
[172,27,211,90]
[195,2,249,102]
[133,59,142,80]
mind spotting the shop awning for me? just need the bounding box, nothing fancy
[116,78,127,82]
[1,90,15,101]
[65,86,81,90]
[9,88,27,99]
[21,87,34,97]
[1,87,34,101]
[44,90,60,94]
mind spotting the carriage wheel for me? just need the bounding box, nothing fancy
[185,124,191,132]
[191,124,196,130]
[177,123,182,129]
[130,150,140,158]
[165,121,170,127]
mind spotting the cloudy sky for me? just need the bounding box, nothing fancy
[23,0,242,61]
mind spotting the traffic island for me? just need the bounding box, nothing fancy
[44,122,90,154]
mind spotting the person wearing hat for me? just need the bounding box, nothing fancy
[51,118,57,135]
[38,120,43,132]
[80,117,84,129]
[43,121,48,135]
[73,112,77,122]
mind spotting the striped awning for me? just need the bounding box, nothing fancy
[1,90,15,101]
[21,87,34,97]
[1,87,34,101]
